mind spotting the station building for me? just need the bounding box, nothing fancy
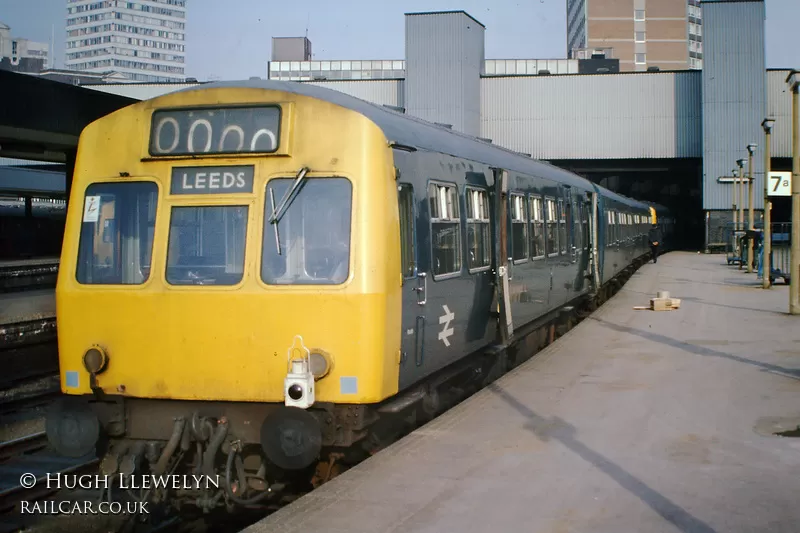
[76,0,794,249]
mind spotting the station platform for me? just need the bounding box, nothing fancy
[244,252,800,533]
[0,290,55,325]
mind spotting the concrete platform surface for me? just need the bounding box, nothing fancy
[244,252,800,533]
[0,289,55,324]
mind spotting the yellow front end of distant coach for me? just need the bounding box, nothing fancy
[57,86,402,405]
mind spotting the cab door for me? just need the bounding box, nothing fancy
[492,168,513,344]
[397,181,426,389]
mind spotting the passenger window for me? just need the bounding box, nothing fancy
[398,184,416,278]
[582,202,590,249]
[573,202,582,251]
[76,182,158,285]
[510,193,528,263]
[465,187,491,271]
[166,205,248,286]
[429,182,462,277]
[610,211,617,245]
[557,199,567,255]
[262,177,352,285]
[622,213,627,240]
[529,195,545,259]
[545,197,558,256]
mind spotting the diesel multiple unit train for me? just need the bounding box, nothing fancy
[46,80,674,512]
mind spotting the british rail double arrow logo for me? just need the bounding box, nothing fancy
[438,305,455,347]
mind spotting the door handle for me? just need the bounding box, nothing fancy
[414,272,427,305]
[507,257,513,280]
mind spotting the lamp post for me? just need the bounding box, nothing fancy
[732,169,739,236]
[736,159,746,231]
[787,71,800,315]
[746,143,757,273]
[736,159,747,269]
[762,118,775,289]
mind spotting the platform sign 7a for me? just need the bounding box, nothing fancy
[768,172,792,197]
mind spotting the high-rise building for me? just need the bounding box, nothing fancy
[567,0,703,71]
[0,21,50,74]
[65,0,187,82]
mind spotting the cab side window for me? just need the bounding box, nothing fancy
[398,183,416,278]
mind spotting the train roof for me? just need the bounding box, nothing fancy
[172,79,595,191]
[589,183,651,210]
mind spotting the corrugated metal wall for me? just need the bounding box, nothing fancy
[480,72,702,159]
[305,80,404,108]
[405,12,484,136]
[701,0,767,211]
[767,69,793,158]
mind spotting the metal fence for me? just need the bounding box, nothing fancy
[722,224,747,266]
[721,222,793,284]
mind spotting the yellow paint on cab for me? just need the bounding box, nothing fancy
[57,86,402,403]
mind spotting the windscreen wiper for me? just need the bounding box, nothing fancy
[269,167,309,225]
[268,166,309,255]
[269,187,281,255]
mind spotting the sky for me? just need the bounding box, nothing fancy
[0,0,798,81]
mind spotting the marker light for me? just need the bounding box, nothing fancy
[309,352,332,379]
[83,347,108,374]
[288,384,304,400]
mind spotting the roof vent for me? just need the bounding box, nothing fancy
[478,137,493,144]
[313,76,328,81]
[519,153,532,157]
[434,122,453,129]
[538,69,551,75]
[185,77,198,82]
[382,104,406,113]
[249,76,262,80]
[647,66,660,72]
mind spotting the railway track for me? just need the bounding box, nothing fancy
[0,432,99,529]
[0,319,57,350]
[0,261,59,294]
[0,382,61,417]
[0,317,59,394]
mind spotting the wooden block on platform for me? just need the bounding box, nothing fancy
[650,297,681,311]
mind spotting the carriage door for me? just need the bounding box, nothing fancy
[397,182,425,381]
[564,186,577,265]
[492,168,513,344]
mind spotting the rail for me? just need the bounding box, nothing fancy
[0,382,61,416]
[0,260,59,293]
[0,318,57,349]
[0,432,99,514]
